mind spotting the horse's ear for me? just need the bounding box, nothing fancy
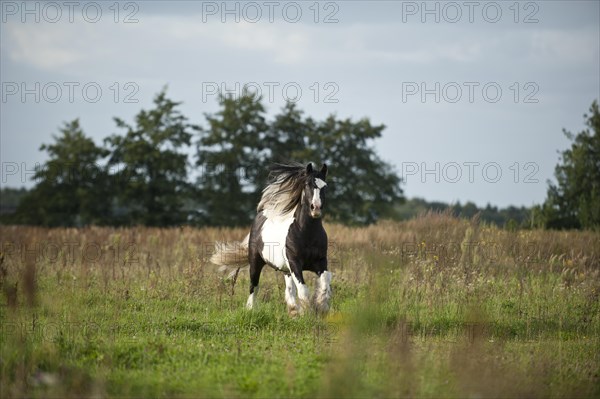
[306,163,313,174]
[320,163,328,179]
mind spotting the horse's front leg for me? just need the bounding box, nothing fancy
[314,270,332,314]
[289,260,310,314]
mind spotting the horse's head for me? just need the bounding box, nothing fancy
[304,163,328,219]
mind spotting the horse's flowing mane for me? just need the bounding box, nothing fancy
[257,162,310,215]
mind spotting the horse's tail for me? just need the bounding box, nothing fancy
[209,234,250,279]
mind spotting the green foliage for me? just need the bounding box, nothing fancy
[6,90,403,226]
[10,120,110,226]
[264,102,312,164]
[5,93,599,229]
[194,94,269,226]
[301,115,404,225]
[195,95,403,226]
[540,100,600,229]
[0,187,29,215]
[105,89,198,226]
[394,198,533,228]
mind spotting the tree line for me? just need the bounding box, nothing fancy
[1,186,537,228]
[3,90,403,227]
[1,92,598,230]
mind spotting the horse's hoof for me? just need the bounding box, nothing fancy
[314,302,330,316]
[288,306,299,318]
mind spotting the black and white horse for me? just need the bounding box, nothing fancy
[210,162,331,316]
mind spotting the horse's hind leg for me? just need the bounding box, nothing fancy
[247,251,265,310]
[284,273,299,317]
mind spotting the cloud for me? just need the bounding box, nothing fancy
[3,13,597,79]
[1,16,316,74]
[4,22,85,69]
[0,17,497,77]
[1,4,597,208]
[530,28,599,65]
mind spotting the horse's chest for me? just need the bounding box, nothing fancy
[260,213,294,271]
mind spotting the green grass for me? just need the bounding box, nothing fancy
[1,216,599,398]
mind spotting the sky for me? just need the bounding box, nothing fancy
[1,0,599,208]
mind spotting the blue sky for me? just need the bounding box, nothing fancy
[1,0,599,207]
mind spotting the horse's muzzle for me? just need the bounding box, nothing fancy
[310,204,322,218]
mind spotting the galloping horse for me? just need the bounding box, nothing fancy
[210,162,331,316]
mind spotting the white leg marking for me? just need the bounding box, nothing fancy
[315,271,332,314]
[292,273,310,313]
[246,288,258,310]
[284,274,299,315]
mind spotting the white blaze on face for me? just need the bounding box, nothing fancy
[312,189,321,209]
[311,178,327,212]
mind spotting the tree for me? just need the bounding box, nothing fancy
[541,100,600,229]
[264,102,313,164]
[0,188,30,216]
[8,91,405,227]
[195,96,404,226]
[105,89,197,226]
[195,94,268,226]
[302,115,404,225]
[12,120,110,226]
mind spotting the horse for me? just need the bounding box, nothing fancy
[210,162,332,316]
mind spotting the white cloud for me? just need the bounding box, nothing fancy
[530,28,599,65]
[4,14,596,79]
[5,22,85,69]
[1,16,317,74]
[0,17,499,78]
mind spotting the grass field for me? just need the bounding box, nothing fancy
[1,214,599,398]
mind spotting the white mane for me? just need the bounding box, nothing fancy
[257,175,302,216]
[256,163,308,216]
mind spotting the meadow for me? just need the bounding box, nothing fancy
[1,213,599,398]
